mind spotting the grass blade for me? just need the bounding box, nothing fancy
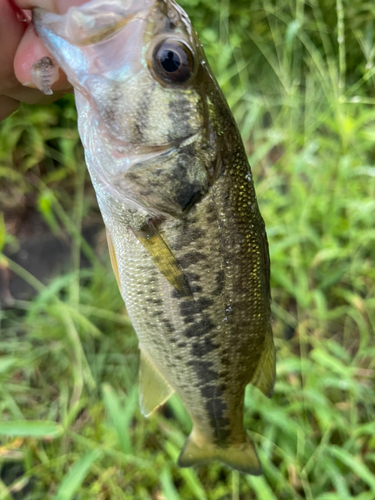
[329,446,375,493]
[102,384,138,455]
[0,421,62,438]
[161,468,181,500]
[53,450,101,500]
[247,476,278,500]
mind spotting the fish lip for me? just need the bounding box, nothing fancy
[33,0,157,45]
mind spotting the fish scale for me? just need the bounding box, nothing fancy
[33,0,275,474]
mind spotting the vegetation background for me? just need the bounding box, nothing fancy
[1,0,375,498]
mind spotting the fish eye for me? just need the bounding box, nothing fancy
[151,39,196,85]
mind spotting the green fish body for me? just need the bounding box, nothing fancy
[33,0,275,474]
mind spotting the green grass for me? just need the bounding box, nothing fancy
[1,0,375,498]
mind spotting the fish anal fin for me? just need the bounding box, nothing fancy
[106,229,121,290]
[134,220,192,298]
[178,429,262,475]
[250,326,276,398]
[139,349,174,417]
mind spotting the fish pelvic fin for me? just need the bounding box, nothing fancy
[133,220,192,298]
[139,349,174,417]
[177,431,262,475]
[250,325,276,398]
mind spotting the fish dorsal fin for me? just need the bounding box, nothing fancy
[250,326,276,398]
[134,220,192,298]
[139,349,174,417]
[106,229,121,290]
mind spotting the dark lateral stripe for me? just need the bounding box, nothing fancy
[162,319,174,333]
[178,251,207,268]
[183,317,213,338]
[170,225,204,252]
[213,270,225,296]
[174,180,204,212]
[168,97,194,140]
[204,393,231,442]
[151,298,163,306]
[187,359,231,442]
[179,297,213,318]
[187,359,217,383]
[185,272,201,281]
[191,336,220,357]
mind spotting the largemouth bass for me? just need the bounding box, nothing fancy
[33,0,275,475]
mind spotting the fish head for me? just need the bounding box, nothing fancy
[33,0,223,192]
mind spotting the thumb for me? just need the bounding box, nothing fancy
[13,0,88,90]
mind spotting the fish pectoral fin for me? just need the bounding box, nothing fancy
[178,430,262,475]
[133,220,192,298]
[250,326,276,398]
[106,229,121,290]
[139,349,174,417]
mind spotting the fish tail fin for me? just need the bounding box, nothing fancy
[178,431,262,475]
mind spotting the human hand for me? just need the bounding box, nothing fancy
[0,0,87,122]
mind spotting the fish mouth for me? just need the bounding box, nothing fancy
[34,0,157,46]
[33,0,157,89]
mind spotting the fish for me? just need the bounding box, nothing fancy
[32,0,275,475]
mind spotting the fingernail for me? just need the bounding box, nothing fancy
[8,0,29,22]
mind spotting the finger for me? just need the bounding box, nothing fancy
[14,0,88,14]
[13,23,71,92]
[0,0,28,93]
[13,0,88,92]
[0,96,19,121]
[14,0,58,11]
[0,0,50,119]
